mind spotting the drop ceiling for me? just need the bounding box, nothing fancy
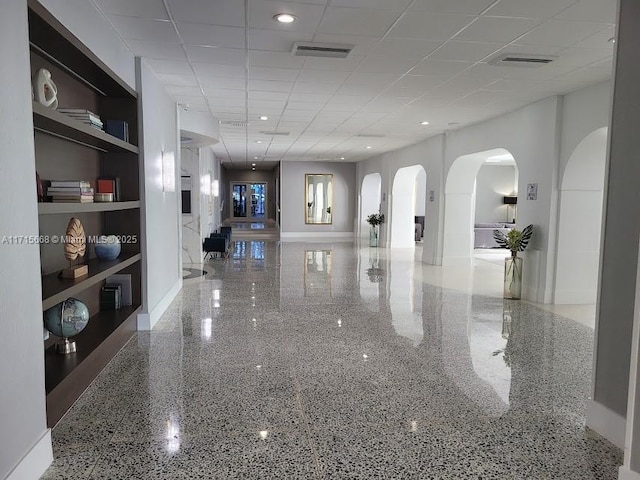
[94,0,616,169]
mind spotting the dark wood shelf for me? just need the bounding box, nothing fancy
[42,252,141,310]
[38,201,140,215]
[45,305,139,426]
[33,102,138,154]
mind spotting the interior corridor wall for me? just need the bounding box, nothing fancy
[0,2,51,478]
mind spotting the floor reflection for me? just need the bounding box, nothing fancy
[43,240,622,480]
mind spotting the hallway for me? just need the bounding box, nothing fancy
[43,241,621,479]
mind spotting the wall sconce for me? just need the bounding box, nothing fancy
[162,150,176,192]
[212,179,219,197]
[201,173,211,195]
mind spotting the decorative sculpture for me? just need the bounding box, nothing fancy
[33,68,58,109]
[61,217,88,278]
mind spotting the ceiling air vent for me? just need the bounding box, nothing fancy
[219,120,248,127]
[356,134,385,138]
[489,53,557,68]
[260,131,290,136]
[292,42,354,58]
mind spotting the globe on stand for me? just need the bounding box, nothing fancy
[44,298,90,354]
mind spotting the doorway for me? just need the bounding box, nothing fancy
[231,182,267,220]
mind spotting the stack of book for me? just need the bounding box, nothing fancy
[47,180,94,203]
[58,108,103,131]
[101,283,122,311]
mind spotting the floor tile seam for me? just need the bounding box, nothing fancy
[291,370,326,480]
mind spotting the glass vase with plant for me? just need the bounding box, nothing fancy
[493,224,533,299]
[367,213,384,247]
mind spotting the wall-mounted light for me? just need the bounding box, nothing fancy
[201,173,211,195]
[162,150,176,192]
[212,179,219,197]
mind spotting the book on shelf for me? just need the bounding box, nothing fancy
[97,177,121,201]
[50,180,91,188]
[47,187,94,194]
[66,114,102,124]
[57,108,98,115]
[52,198,94,203]
[106,274,132,306]
[105,120,129,142]
[101,284,122,311]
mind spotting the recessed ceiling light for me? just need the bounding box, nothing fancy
[252,163,256,166]
[365,146,372,149]
[254,156,258,159]
[420,121,430,125]
[259,115,268,121]
[340,157,345,160]
[274,13,296,23]
[609,37,616,44]
[256,140,263,144]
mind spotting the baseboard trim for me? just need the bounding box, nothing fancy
[280,232,354,239]
[586,399,626,448]
[619,467,640,480]
[6,429,52,480]
[137,278,182,331]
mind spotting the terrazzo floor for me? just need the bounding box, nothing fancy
[42,241,622,479]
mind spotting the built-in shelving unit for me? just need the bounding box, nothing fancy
[29,0,143,427]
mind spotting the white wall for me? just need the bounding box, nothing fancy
[0,2,52,479]
[391,165,426,248]
[414,169,427,216]
[137,58,181,330]
[280,161,356,237]
[474,165,517,224]
[359,173,382,239]
[181,148,201,263]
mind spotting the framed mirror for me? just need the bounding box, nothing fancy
[305,174,333,224]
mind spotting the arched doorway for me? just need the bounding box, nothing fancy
[359,173,382,239]
[555,128,608,304]
[391,165,426,248]
[443,148,518,265]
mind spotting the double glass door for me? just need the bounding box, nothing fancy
[231,183,267,219]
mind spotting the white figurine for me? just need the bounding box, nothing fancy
[33,68,58,109]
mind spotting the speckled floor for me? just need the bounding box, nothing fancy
[42,241,622,479]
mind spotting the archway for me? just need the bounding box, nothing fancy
[555,128,608,304]
[391,165,426,248]
[443,148,518,265]
[359,173,382,239]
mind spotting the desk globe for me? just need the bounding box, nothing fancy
[44,298,90,354]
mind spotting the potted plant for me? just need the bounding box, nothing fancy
[367,213,384,247]
[493,224,533,299]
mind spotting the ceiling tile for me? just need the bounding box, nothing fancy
[484,0,576,19]
[201,88,245,100]
[96,0,169,19]
[125,40,186,60]
[165,85,203,96]
[288,92,333,103]
[167,0,245,27]
[192,63,246,78]
[248,79,294,92]
[360,96,413,112]
[107,15,178,42]
[357,56,421,74]
[317,7,401,36]
[207,96,246,107]
[387,74,447,94]
[145,58,192,74]
[297,69,351,84]
[515,20,611,47]
[303,55,366,72]
[428,41,502,62]
[247,0,326,31]
[249,90,290,101]
[410,59,472,76]
[454,17,541,43]
[247,29,313,52]
[330,0,413,10]
[372,38,442,58]
[172,94,207,105]
[572,25,615,49]
[554,0,617,23]
[200,77,247,90]
[185,46,246,65]
[178,23,245,48]
[287,101,325,111]
[248,99,287,110]
[409,0,496,14]
[249,51,306,69]
[249,67,300,81]
[388,12,475,40]
[291,82,341,95]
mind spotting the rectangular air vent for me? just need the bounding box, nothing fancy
[292,42,354,58]
[220,120,248,127]
[489,53,557,68]
[260,131,290,136]
[356,134,385,138]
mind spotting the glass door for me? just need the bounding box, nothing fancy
[231,182,267,220]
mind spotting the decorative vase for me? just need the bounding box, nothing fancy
[369,225,379,247]
[504,255,523,299]
[95,235,121,260]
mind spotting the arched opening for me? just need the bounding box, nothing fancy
[443,148,518,265]
[555,127,608,304]
[359,173,382,239]
[391,165,427,248]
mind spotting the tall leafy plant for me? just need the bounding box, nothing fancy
[493,224,533,258]
[367,213,384,226]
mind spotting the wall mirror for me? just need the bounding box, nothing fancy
[305,174,333,224]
